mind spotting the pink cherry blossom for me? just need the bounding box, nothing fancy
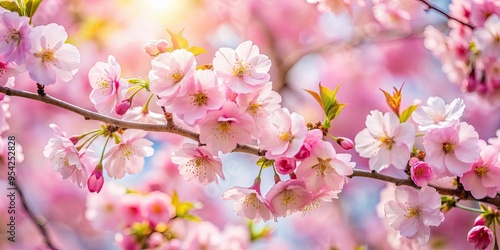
[0,12,31,64]
[213,40,271,93]
[182,221,221,249]
[307,0,365,15]
[296,141,355,192]
[199,102,254,154]
[0,56,21,86]
[355,110,415,171]
[171,143,225,184]
[118,193,146,227]
[301,189,340,215]
[0,96,10,133]
[384,186,444,245]
[258,108,307,159]
[222,178,274,222]
[294,129,323,160]
[26,23,80,85]
[467,225,494,250]
[373,1,411,33]
[149,49,196,103]
[488,129,500,150]
[89,55,129,115]
[236,82,281,129]
[87,167,104,193]
[275,157,297,175]
[336,136,354,150]
[460,143,500,199]
[412,96,465,131]
[473,14,500,60]
[141,191,176,226]
[103,130,154,179]
[43,124,89,188]
[220,225,250,250]
[122,106,165,124]
[265,179,312,218]
[470,0,500,27]
[85,182,126,231]
[423,121,480,177]
[409,157,435,187]
[171,70,225,125]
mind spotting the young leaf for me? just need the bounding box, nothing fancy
[303,88,323,109]
[399,104,418,123]
[189,46,206,56]
[0,1,22,15]
[25,0,42,20]
[167,29,189,50]
[256,157,274,168]
[380,83,404,116]
[319,83,335,111]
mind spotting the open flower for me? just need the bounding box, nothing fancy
[103,130,154,179]
[222,178,273,222]
[296,141,355,192]
[412,96,465,131]
[423,121,480,177]
[89,55,129,115]
[171,143,225,184]
[26,23,80,85]
[355,110,415,171]
[141,191,176,226]
[258,108,307,159]
[199,102,254,154]
[384,186,444,245]
[474,14,500,60]
[460,143,500,199]
[213,40,271,93]
[236,82,281,129]
[265,179,312,218]
[0,12,31,64]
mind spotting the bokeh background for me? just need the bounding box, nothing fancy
[1,0,499,249]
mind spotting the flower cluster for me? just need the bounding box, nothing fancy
[0,11,80,86]
[424,0,500,105]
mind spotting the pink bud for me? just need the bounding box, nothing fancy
[69,136,79,145]
[473,216,486,227]
[467,225,493,250]
[409,158,435,187]
[275,157,297,175]
[87,168,104,193]
[115,99,131,116]
[250,177,262,194]
[156,39,169,53]
[294,145,311,160]
[336,137,354,150]
[145,41,160,56]
[147,232,165,248]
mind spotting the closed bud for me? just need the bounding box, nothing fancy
[115,99,131,115]
[69,136,80,145]
[336,137,354,150]
[467,225,493,250]
[87,168,104,193]
[145,41,159,56]
[156,39,170,52]
[275,157,296,175]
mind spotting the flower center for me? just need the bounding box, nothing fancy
[232,60,250,77]
[315,158,332,177]
[218,121,231,134]
[170,72,183,83]
[191,91,208,106]
[6,29,21,45]
[151,203,163,214]
[120,144,134,160]
[414,167,426,178]
[442,142,456,154]
[247,102,262,116]
[432,112,445,122]
[281,190,297,206]
[35,48,56,64]
[279,131,292,142]
[475,165,488,177]
[243,193,261,209]
[405,206,420,218]
[379,136,395,149]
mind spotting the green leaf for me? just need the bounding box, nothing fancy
[0,1,21,15]
[319,83,335,111]
[25,0,42,19]
[303,88,323,109]
[189,46,206,56]
[326,102,347,121]
[256,157,274,168]
[399,104,418,123]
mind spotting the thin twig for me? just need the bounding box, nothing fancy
[416,0,474,29]
[15,180,59,250]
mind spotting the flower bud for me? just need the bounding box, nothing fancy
[467,225,493,250]
[336,137,354,150]
[69,136,80,145]
[147,232,165,248]
[115,99,131,116]
[294,145,311,160]
[87,168,104,193]
[275,157,296,175]
[409,157,435,187]
[473,216,486,227]
[145,41,160,56]
[156,39,170,53]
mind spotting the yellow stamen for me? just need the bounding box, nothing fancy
[279,132,292,142]
[191,91,208,106]
[475,166,488,177]
[442,142,456,154]
[35,48,56,64]
[379,136,395,150]
[232,60,249,77]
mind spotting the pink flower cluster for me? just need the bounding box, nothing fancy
[86,183,253,249]
[223,129,355,221]
[424,0,500,105]
[0,11,80,86]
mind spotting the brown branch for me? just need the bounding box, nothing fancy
[416,0,474,29]
[15,180,59,250]
[4,86,500,208]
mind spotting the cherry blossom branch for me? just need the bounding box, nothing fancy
[15,180,59,250]
[416,0,474,29]
[3,86,500,207]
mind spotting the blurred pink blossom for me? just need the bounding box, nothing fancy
[0,12,31,64]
